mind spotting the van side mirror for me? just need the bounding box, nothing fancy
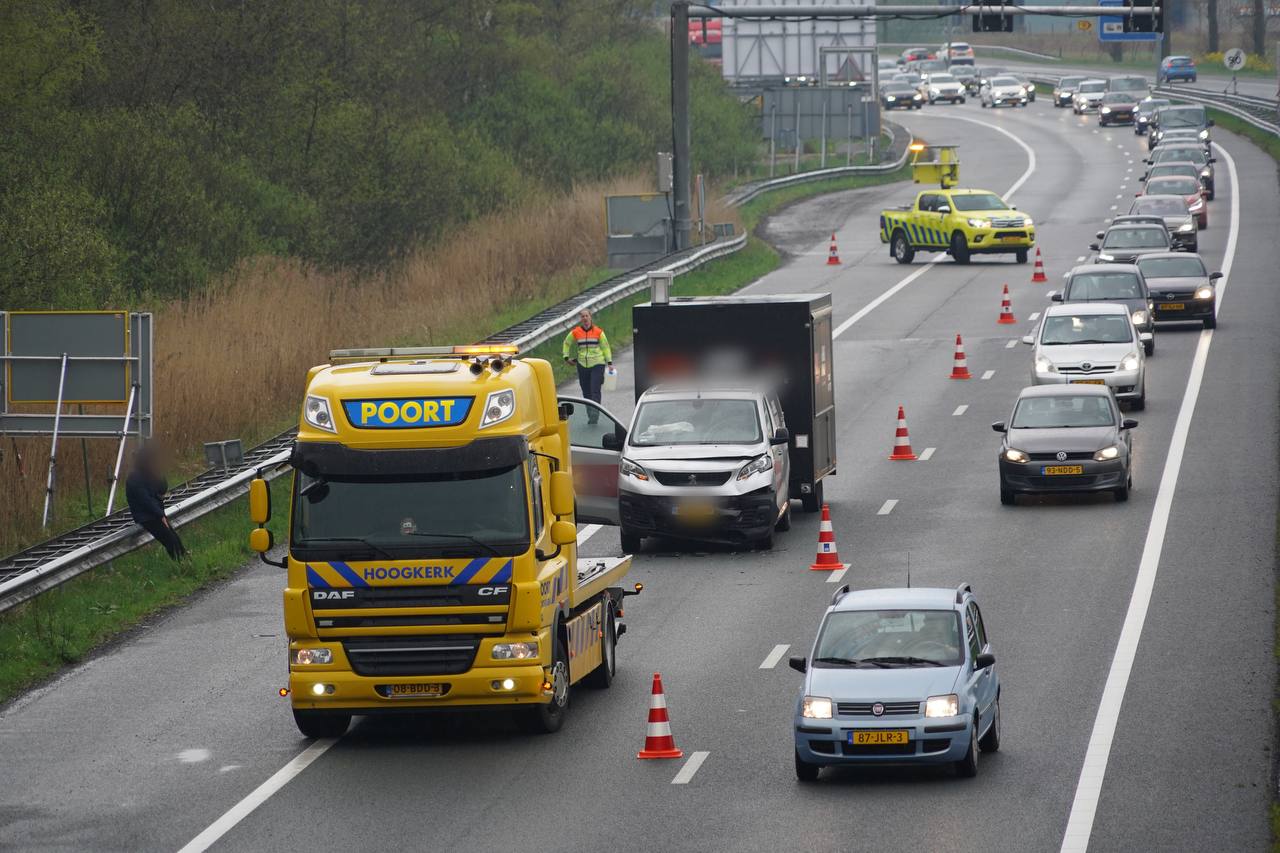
[249,478,271,524]
[771,427,790,446]
[974,652,996,669]
[991,421,1007,433]
[1121,418,1139,429]
[788,656,808,673]
[550,470,575,517]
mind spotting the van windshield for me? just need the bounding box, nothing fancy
[630,398,762,446]
[1041,314,1133,345]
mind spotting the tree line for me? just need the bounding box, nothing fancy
[0,1,755,309]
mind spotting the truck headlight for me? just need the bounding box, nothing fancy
[1035,357,1057,374]
[1094,445,1120,461]
[292,648,333,665]
[304,395,337,433]
[1121,352,1140,371]
[802,696,833,719]
[967,218,991,228]
[1195,286,1214,299]
[1004,448,1029,464]
[925,694,959,717]
[620,458,649,481]
[479,389,516,428]
[1027,82,1036,92]
[492,641,539,660]
[1131,310,1147,325]
[737,454,774,481]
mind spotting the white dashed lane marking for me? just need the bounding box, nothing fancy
[952,404,968,417]
[672,751,710,785]
[981,370,995,380]
[1029,311,1040,321]
[877,499,898,516]
[1005,339,1018,349]
[825,567,850,583]
[1076,256,1086,262]
[918,447,936,461]
[759,644,790,669]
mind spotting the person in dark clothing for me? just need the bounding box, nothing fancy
[125,445,187,560]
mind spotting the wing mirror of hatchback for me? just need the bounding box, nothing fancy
[1095,230,1105,240]
[1049,291,1063,302]
[1021,334,1035,345]
[1210,271,1223,281]
[788,656,808,673]
[974,652,996,669]
[991,421,1007,433]
[1122,418,1139,430]
[1089,242,1100,251]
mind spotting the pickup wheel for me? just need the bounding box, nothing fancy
[293,710,351,739]
[1015,249,1028,264]
[523,635,569,734]
[583,606,616,689]
[891,231,915,264]
[950,232,970,264]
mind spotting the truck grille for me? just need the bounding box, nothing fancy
[318,612,507,630]
[343,635,479,676]
[836,700,920,716]
[652,470,733,487]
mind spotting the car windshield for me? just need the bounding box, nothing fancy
[1147,177,1199,195]
[930,74,955,83]
[1160,108,1206,128]
[991,76,1019,86]
[1139,98,1170,111]
[1103,228,1167,248]
[897,74,922,84]
[1102,93,1134,104]
[1041,313,1133,345]
[1060,77,1086,88]
[814,609,964,667]
[1110,77,1147,91]
[291,465,530,557]
[1079,81,1106,93]
[1012,394,1116,428]
[630,398,762,446]
[1155,147,1207,165]
[951,192,1008,211]
[1169,57,1192,66]
[1132,196,1188,215]
[1067,272,1144,299]
[1148,164,1200,180]
[1137,256,1206,278]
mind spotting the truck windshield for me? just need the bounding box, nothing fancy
[291,464,530,558]
[815,610,964,667]
[630,398,762,446]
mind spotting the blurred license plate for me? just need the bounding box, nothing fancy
[1042,465,1084,475]
[386,683,444,698]
[1071,379,1105,385]
[849,730,909,745]
[675,502,717,525]
[1161,303,1185,311]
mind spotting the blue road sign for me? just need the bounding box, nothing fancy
[1098,0,1159,41]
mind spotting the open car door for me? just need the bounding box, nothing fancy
[559,395,624,525]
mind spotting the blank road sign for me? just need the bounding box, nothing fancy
[5,311,130,404]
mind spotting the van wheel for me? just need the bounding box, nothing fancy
[950,232,970,264]
[523,636,569,734]
[892,231,915,264]
[775,502,792,532]
[293,710,350,740]
[801,480,824,513]
[619,527,643,553]
[795,749,821,782]
[584,607,616,689]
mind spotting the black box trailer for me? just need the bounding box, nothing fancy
[631,294,836,512]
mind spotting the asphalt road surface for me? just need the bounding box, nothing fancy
[1,99,1276,853]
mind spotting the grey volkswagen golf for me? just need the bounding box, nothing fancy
[993,385,1138,505]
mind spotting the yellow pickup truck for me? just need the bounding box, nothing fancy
[879,188,1036,264]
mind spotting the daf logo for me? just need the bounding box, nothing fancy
[313,590,355,600]
[478,586,509,596]
[1081,361,1093,371]
[872,702,885,717]
[1056,451,1068,461]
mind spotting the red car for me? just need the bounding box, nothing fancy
[1140,175,1207,229]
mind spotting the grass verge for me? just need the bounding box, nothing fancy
[1207,108,1280,162]
[0,164,910,708]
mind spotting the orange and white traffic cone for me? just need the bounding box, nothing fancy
[949,334,972,379]
[997,284,1016,325]
[889,405,917,461]
[826,233,841,266]
[1031,248,1048,283]
[637,673,684,759]
[809,504,845,571]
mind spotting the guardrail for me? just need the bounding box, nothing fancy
[880,42,1062,62]
[0,141,914,614]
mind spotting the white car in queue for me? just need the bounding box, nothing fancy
[1023,303,1150,410]
[616,384,792,553]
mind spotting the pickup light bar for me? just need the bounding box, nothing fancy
[330,344,518,361]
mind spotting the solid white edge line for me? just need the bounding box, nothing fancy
[876,499,898,516]
[1058,140,1240,853]
[176,738,337,853]
[759,644,790,669]
[825,566,850,583]
[832,115,1036,341]
[918,447,936,461]
[952,405,968,417]
[672,750,711,785]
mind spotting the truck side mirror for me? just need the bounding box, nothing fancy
[770,427,790,446]
[249,478,271,524]
[550,520,577,546]
[1139,332,1154,343]
[550,470,575,517]
[249,527,273,553]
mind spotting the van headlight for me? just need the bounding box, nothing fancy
[1131,310,1147,325]
[479,389,516,428]
[492,641,539,660]
[303,395,337,433]
[1195,286,1214,299]
[737,454,774,481]
[620,458,649,482]
[802,696,834,719]
[1003,448,1029,464]
[1121,352,1140,371]
[925,694,959,717]
[1035,357,1057,374]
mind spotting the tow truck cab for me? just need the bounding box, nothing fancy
[248,345,636,738]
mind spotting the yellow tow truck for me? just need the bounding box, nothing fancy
[248,344,638,737]
[878,143,1036,264]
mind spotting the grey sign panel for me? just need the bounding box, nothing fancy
[760,86,880,141]
[606,194,673,269]
[0,413,147,438]
[5,312,130,403]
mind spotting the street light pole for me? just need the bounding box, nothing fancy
[671,1,693,251]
